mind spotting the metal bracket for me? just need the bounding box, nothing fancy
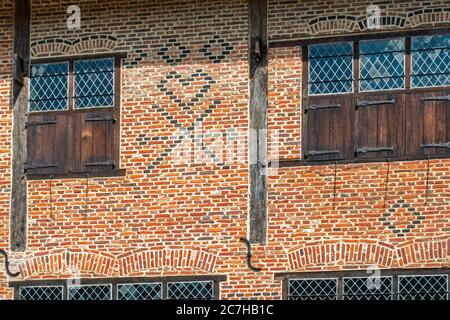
[24,163,58,171]
[86,115,117,123]
[305,104,340,113]
[421,95,450,102]
[356,146,393,155]
[252,38,267,63]
[0,250,20,278]
[84,160,116,168]
[356,99,395,109]
[239,238,261,272]
[421,142,450,149]
[25,119,57,129]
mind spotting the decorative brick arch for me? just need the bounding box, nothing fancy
[17,249,116,279]
[308,15,357,35]
[118,249,218,276]
[287,240,396,270]
[358,15,407,30]
[396,237,449,267]
[31,34,119,58]
[407,7,450,28]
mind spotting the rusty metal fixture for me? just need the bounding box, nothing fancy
[239,238,261,272]
[0,249,20,278]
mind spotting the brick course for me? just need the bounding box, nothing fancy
[0,0,449,300]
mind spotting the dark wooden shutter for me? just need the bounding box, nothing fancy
[407,90,450,157]
[71,110,117,173]
[26,114,68,175]
[354,93,405,159]
[303,96,353,161]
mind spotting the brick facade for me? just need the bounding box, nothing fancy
[0,0,449,300]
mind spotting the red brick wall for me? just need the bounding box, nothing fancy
[0,0,448,300]
[0,1,14,299]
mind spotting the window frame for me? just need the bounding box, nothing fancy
[11,275,226,300]
[299,27,450,166]
[26,52,127,180]
[276,268,449,300]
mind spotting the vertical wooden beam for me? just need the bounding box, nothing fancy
[248,0,268,244]
[11,0,31,251]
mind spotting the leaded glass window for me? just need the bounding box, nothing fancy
[359,38,405,91]
[167,281,214,300]
[118,283,162,300]
[411,34,450,88]
[398,275,448,300]
[29,62,69,112]
[19,286,63,300]
[308,42,353,95]
[288,278,338,300]
[74,58,115,108]
[343,277,392,300]
[68,284,112,300]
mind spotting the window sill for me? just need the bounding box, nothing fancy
[26,169,126,181]
[270,154,450,168]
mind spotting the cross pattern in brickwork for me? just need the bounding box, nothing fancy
[19,286,63,300]
[380,200,425,237]
[157,37,191,66]
[343,277,393,300]
[158,70,216,111]
[118,283,162,300]
[168,281,214,300]
[200,34,233,64]
[288,279,338,300]
[399,275,448,300]
[68,285,111,300]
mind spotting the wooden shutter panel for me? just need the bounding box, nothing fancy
[71,110,117,173]
[26,114,68,175]
[355,93,405,159]
[304,96,353,161]
[407,90,450,156]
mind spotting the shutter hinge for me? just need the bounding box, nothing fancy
[84,160,116,168]
[421,142,450,149]
[305,150,340,160]
[305,104,340,113]
[356,99,395,109]
[355,146,393,155]
[24,163,58,171]
[421,95,450,102]
[85,115,117,123]
[25,119,57,129]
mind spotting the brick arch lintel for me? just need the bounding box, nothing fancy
[287,237,449,271]
[31,34,119,58]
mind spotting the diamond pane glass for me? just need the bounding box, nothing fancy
[19,286,63,300]
[309,42,353,95]
[411,35,450,88]
[29,62,69,112]
[343,277,392,300]
[168,281,214,300]
[68,285,111,300]
[74,58,114,108]
[398,275,448,300]
[288,278,338,300]
[359,38,405,91]
[118,283,162,300]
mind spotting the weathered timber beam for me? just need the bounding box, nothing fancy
[11,0,31,252]
[248,0,268,244]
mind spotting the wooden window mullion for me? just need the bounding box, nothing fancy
[353,40,359,93]
[405,37,411,90]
